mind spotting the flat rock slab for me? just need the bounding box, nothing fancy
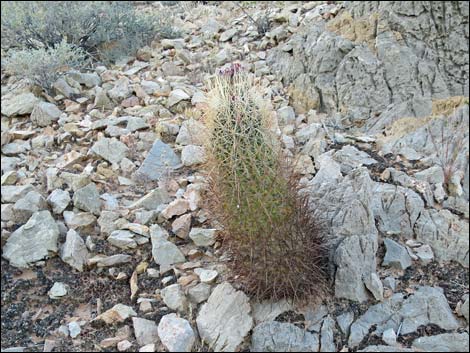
[1,93,41,117]
[135,139,181,181]
[3,210,59,268]
[349,286,460,348]
[91,137,129,165]
[251,321,319,352]
[196,282,253,352]
[412,332,469,352]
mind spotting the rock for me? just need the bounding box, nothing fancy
[158,313,195,352]
[214,48,231,66]
[108,230,138,249]
[181,145,206,166]
[364,273,384,301]
[151,225,185,268]
[61,229,89,271]
[412,332,469,352]
[334,234,378,302]
[68,321,81,338]
[94,87,112,108]
[91,138,129,165]
[128,188,170,210]
[349,287,460,348]
[167,89,190,107]
[252,299,293,324]
[53,78,80,97]
[1,171,17,185]
[108,77,132,102]
[414,244,434,265]
[98,210,119,235]
[320,316,336,352]
[2,140,31,155]
[303,305,329,332]
[1,185,34,203]
[3,211,59,268]
[63,211,96,232]
[1,93,40,117]
[448,172,464,197]
[251,321,319,352]
[139,344,155,352]
[162,38,185,49]
[189,228,216,247]
[48,282,68,299]
[197,282,253,352]
[201,18,220,36]
[414,166,445,185]
[219,28,237,42]
[382,238,413,270]
[68,71,101,87]
[30,101,62,127]
[333,146,377,174]
[372,182,424,239]
[307,167,378,302]
[358,346,414,352]
[135,140,181,181]
[117,340,132,351]
[73,183,101,215]
[336,312,354,336]
[175,119,206,146]
[277,106,296,125]
[88,254,132,267]
[161,284,187,312]
[172,214,191,239]
[194,268,218,284]
[414,209,469,267]
[382,328,397,346]
[132,317,159,347]
[383,277,396,291]
[47,189,71,214]
[188,283,211,304]
[1,157,21,174]
[161,199,189,219]
[94,304,137,325]
[12,191,48,223]
[461,296,469,322]
[294,154,315,175]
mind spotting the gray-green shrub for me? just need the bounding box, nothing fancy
[1,1,180,63]
[4,40,87,92]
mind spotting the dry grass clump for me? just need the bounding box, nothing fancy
[203,66,328,300]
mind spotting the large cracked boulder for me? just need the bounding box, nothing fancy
[307,166,378,302]
[268,1,469,128]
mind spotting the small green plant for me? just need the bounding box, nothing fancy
[4,40,87,92]
[204,65,328,300]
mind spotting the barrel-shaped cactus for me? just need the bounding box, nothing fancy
[204,68,328,300]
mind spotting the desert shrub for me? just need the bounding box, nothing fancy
[427,107,469,187]
[1,1,180,63]
[4,40,87,92]
[235,1,271,36]
[204,65,328,300]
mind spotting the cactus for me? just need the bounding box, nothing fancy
[204,67,328,300]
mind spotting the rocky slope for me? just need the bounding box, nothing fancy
[1,1,469,352]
